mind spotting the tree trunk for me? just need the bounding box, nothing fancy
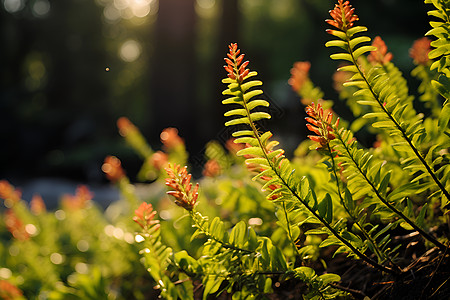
[150,0,197,149]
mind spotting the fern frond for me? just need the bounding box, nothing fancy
[326,0,450,210]
[133,203,188,300]
[223,43,399,273]
[305,103,401,269]
[425,0,450,136]
[330,124,448,250]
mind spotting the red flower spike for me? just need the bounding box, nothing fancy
[410,37,431,65]
[368,36,393,65]
[165,164,199,211]
[224,43,250,83]
[133,202,159,231]
[326,0,359,32]
[305,102,339,150]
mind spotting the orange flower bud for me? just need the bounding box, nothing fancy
[117,117,138,137]
[410,37,431,65]
[0,280,24,299]
[133,202,159,231]
[368,36,393,65]
[288,61,311,93]
[203,159,221,177]
[160,128,184,149]
[102,156,126,183]
[30,194,46,215]
[224,43,250,83]
[150,151,168,170]
[165,164,199,211]
[61,185,93,211]
[0,180,21,206]
[4,210,29,241]
[326,0,359,32]
[305,102,338,149]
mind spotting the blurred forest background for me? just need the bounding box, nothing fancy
[0,0,430,184]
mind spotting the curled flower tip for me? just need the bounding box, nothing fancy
[224,43,250,82]
[368,36,393,65]
[160,127,184,149]
[133,202,159,231]
[410,37,431,65]
[0,180,21,207]
[102,156,126,182]
[326,0,358,32]
[165,164,199,211]
[305,102,339,149]
[288,61,311,93]
[117,117,137,137]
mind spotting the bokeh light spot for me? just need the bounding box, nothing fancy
[77,240,90,252]
[103,4,121,22]
[25,224,38,236]
[32,0,50,17]
[248,217,263,226]
[75,263,89,274]
[54,210,66,220]
[0,268,12,279]
[50,253,64,265]
[135,234,145,243]
[196,0,215,10]
[119,40,141,62]
[4,0,24,13]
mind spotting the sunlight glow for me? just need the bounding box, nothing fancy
[102,0,156,20]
